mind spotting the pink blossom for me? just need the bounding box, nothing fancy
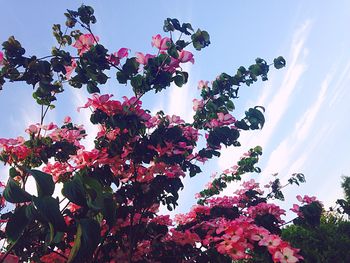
[135,52,155,65]
[25,124,39,135]
[40,122,58,131]
[192,98,204,111]
[170,229,200,246]
[259,234,281,249]
[117,47,129,59]
[178,50,194,64]
[150,215,173,226]
[64,116,72,124]
[273,247,299,263]
[64,59,77,80]
[206,112,236,128]
[290,204,301,217]
[72,34,99,55]
[0,51,4,65]
[151,34,171,50]
[198,80,209,90]
[108,48,129,65]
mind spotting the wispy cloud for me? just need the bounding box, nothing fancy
[295,73,331,141]
[262,71,333,182]
[167,63,195,122]
[329,60,350,108]
[218,20,312,171]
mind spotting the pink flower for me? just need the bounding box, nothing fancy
[72,34,99,55]
[40,122,58,131]
[108,48,129,65]
[117,47,129,59]
[0,51,4,65]
[273,247,299,263]
[198,80,209,90]
[192,98,204,111]
[290,204,301,216]
[135,52,155,65]
[64,59,77,80]
[296,195,319,204]
[151,34,171,50]
[63,116,72,124]
[178,50,194,64]
[25,124,39,135]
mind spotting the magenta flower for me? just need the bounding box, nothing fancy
[108,48,129,65]
[0,51,4,65]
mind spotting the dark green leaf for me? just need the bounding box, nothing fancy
[68,219,100,263]
[5,205,29,242]
[273,56,286,69]
[3,178,32,203]
[28,169,55,197]
[62,176,87,207]
[33,196,66,232]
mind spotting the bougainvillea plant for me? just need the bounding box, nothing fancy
[0,5,323,263]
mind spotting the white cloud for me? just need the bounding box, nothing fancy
[295,73,331,141]
[329,61,350,108]
[167,63,195,122]
[262,71,334,184]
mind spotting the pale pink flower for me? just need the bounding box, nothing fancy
[178,50,194,64]
[192,98,204,111]
[25,124,39,134]
[151,34,171,50]
[135,52,155,65]
[273,247,299,263]
[72,34,99,55]
[64,59,77,80]
[198,80,209,90]
[40,122,58,131]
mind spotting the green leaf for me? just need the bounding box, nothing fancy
[5,205,29,242]
[68,222,82,263]
[68,219,100,263]
[116,71,128,84]
[62,176,87,206]
[28,169,55,197]
[33,196,66,232]
[173,74,185,87]
[48,222,55,244]
[122,58,139,76]
[3,178,32,203]
[130,74,143,89]
[191,29,210,50]
[9,167,19,178]
[273,56,286,69]
[102,193,116,227]
[87,82,100,93]
[167,44,179,59]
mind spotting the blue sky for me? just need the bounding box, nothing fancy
[1,1,350,218]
